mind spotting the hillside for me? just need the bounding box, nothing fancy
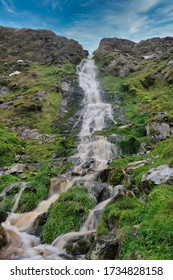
[92,37,173,259]
[0,28,173,260]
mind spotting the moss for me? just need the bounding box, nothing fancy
[0,174,18,193]
[0,126,24,167]
[97,184,173,259]
[108,166,124,185]
[18,171,50,212]
[97,194,145,236]
[42,185,96,243]
[117,137,141,155]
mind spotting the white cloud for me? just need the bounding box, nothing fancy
[0,0,15,14]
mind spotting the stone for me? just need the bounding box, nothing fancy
[0,211,8,223]
[9,71,21,77]
[0,101,13,109]
[126,160,150,171]
[82,162,91,169]
[141,164,173,185]
[13,125,54,143]
[146,121,173,141]
[6,163,25,174]
[0,86,10,95]
[89,234,119,260]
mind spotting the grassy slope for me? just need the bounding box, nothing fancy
[93,46,173,259]
[0,60,81,213]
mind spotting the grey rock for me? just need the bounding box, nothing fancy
[82,162,91,169]
[146,121,173,141]
[6,163,25,174]
[141,164,173,185]
[0,86,10,95]
[89,234,119,260]
[13,125,54,143]
[0,101,13,109]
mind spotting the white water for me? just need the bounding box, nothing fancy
[1,58,119,259]
[74,59,118,167]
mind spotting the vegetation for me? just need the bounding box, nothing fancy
[42,185,96,243]
[97,184,173,259]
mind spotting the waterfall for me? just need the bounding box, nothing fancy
[1,58,119,259]
[73,58,118,169]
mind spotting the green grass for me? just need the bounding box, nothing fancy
[0,126,24,167]
[42,185,96,243]
[97,184,173,259]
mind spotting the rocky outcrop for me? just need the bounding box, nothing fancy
[94,37,173,77]
[146,121,173,142]
[13,126,55,143]
[141,164,173,185]
[89,232,119,260]
[0,26,88,66]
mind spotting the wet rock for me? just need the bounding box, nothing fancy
[82,162,91,169]
[89,234,119,260]
[141,164,173,185]
[0,211,8,223]
[86,181,112,202]
[33,212,49,238]
[0,225,7,249]
[107,134,125,143]
[66,239,91,256]
[114,92,124,103]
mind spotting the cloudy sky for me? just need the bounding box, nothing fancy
[0,0,173,52]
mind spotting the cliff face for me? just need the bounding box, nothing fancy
[0,26,88,65]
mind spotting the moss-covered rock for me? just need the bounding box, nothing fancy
[42,186,96,243]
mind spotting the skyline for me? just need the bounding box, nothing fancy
[0,0,173,52]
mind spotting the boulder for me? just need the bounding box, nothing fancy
[141,164,173,185]
[0,211,8,223]
[65,239,91,256]
[146,121,173,141]
[6,163,25,174]
[89,234,119,260]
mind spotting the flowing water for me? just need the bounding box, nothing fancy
[75,59,118,168]
[1,58,119,259]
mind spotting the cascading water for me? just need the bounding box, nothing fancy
[1,58,119,259]
[75,59,118,168]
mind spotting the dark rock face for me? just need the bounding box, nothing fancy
[89,233,119,260]
[0,211,8,223]
[0,26,88,66]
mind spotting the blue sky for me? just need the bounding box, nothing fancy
[0,0,173,52]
